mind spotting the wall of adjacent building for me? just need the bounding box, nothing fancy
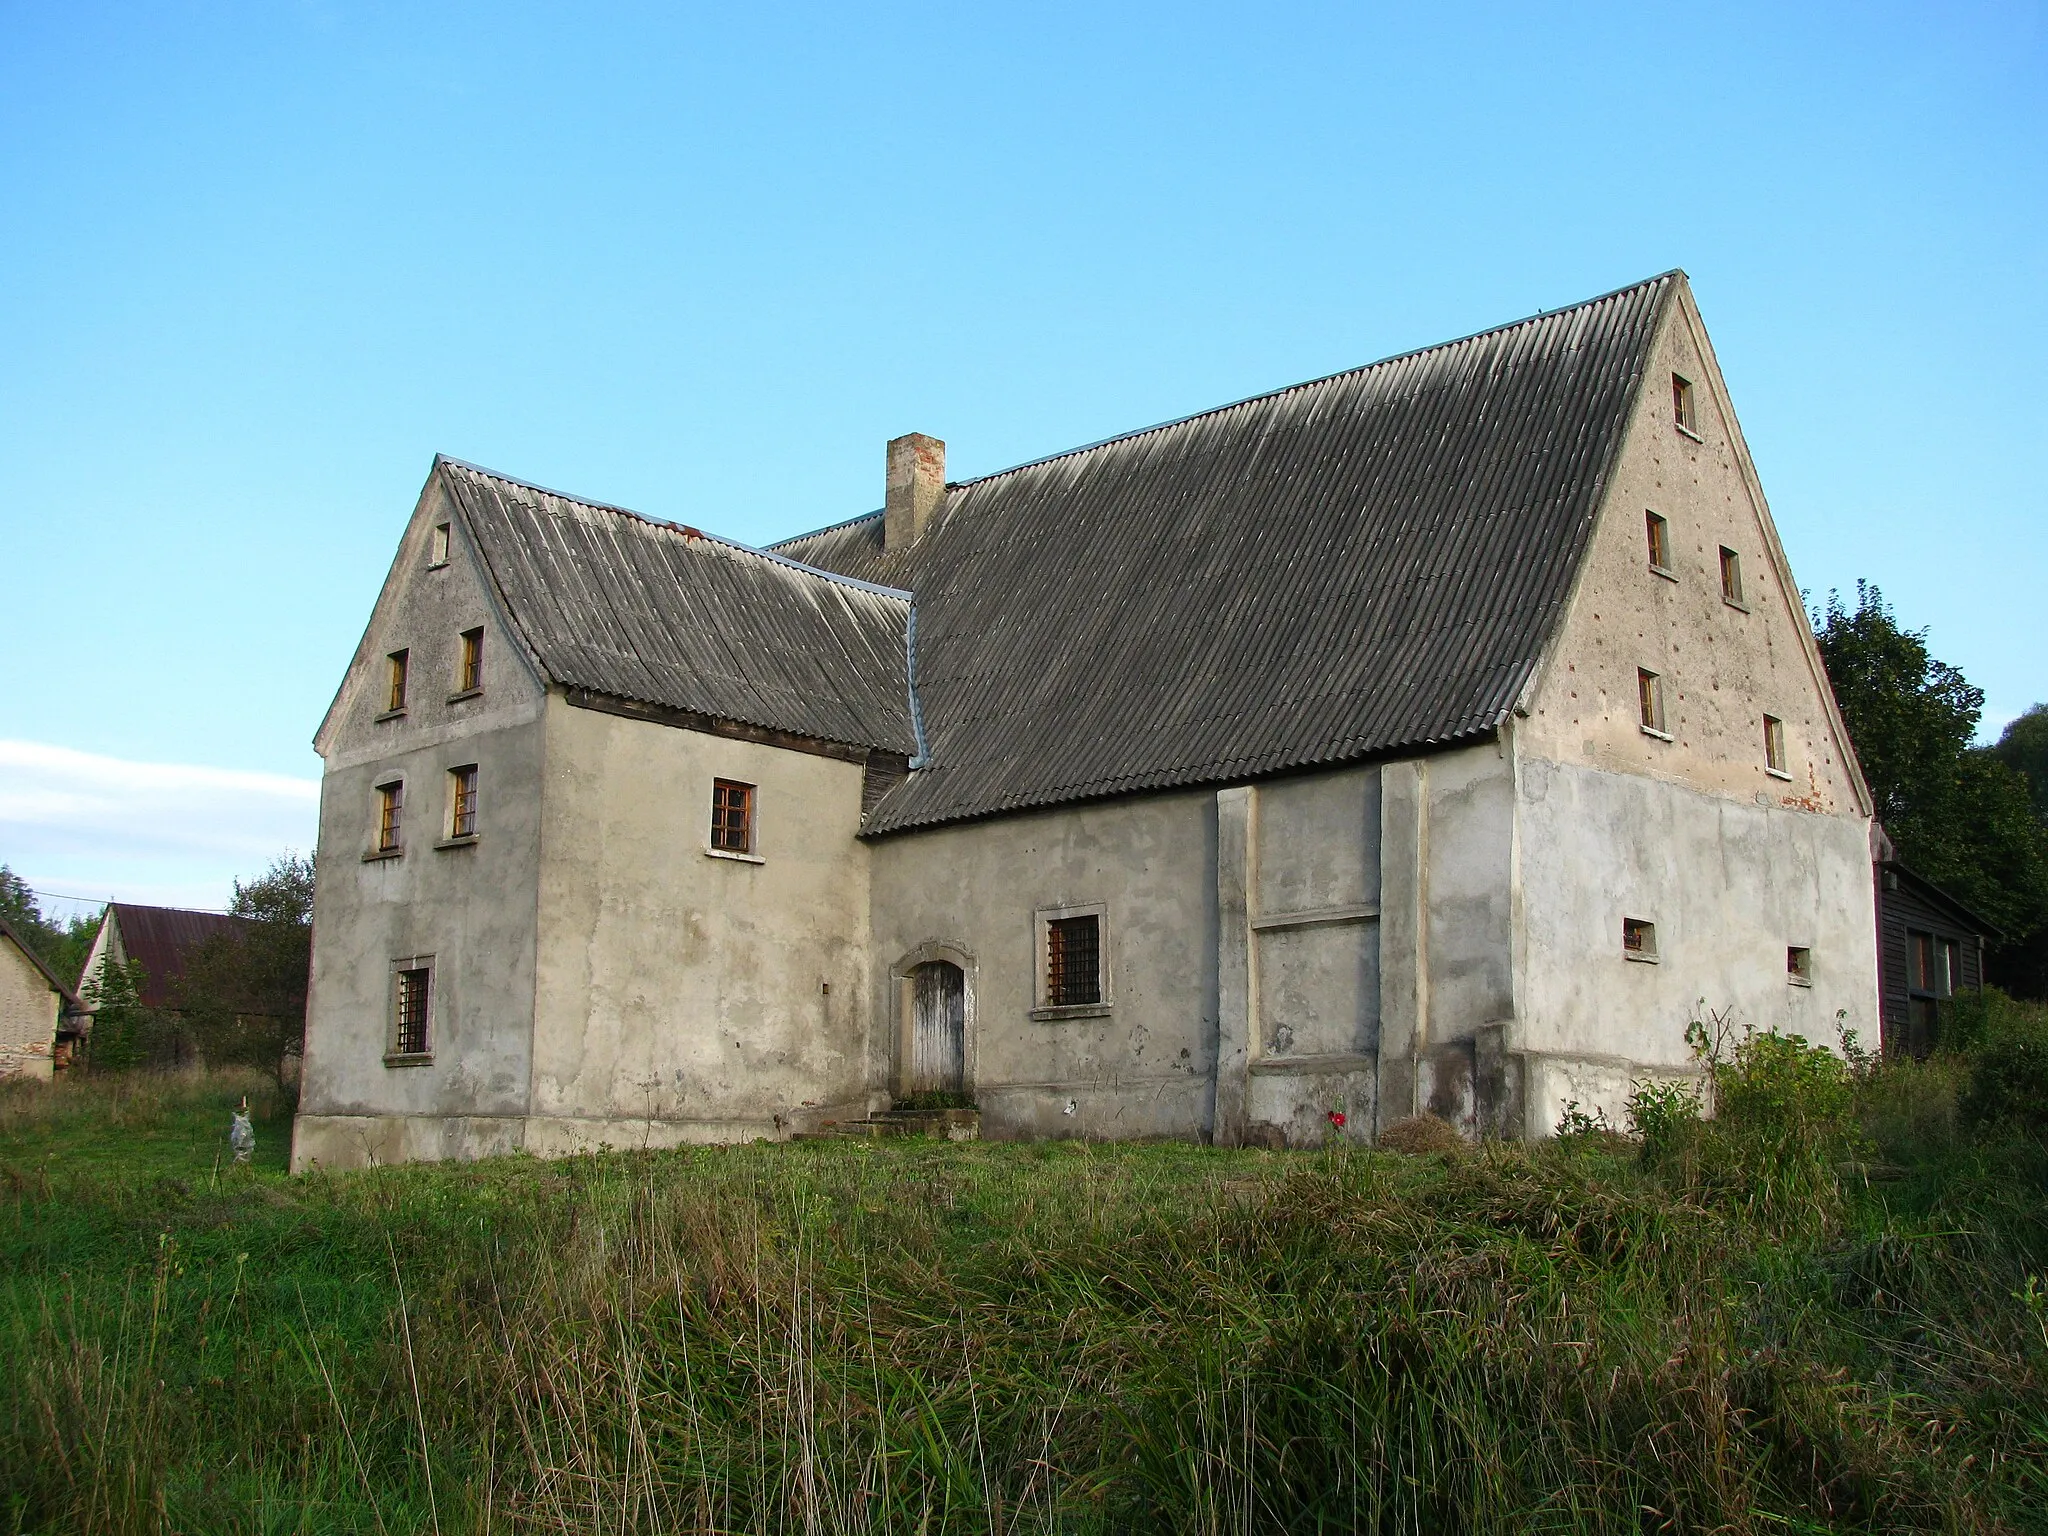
[293,477,548,1171]
[525,697,875,1153]
[0,939,59,1082]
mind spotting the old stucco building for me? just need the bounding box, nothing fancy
[292,272,1880,1170]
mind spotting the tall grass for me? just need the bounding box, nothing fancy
[3,1032,2047,1534]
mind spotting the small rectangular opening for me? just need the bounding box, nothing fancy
[711,778,755,854]
[448,764,478,839]
[1787,946,1812,986]
[1637,668,1666,735]
[1672,373,1697,433]
[1047,914,1102,1006]
[1719,546,1744,605]
[385,650,409,713]
[375,781,404,854]
[1764,714,1788,775]
[457,628,484,694]
[1623,918,1658,961]
[430,523,450,566]
[393,966,431,1056]
[1645,510,1672,572]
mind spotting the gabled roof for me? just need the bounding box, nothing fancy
[0,913,84,1012]
[439,459,916,756]
[105,904,252,1010]
[775,272,1680,834]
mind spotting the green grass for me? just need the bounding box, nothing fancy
[3,1055,2047,1535]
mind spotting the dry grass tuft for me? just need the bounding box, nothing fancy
[1374,1112,1464,1155]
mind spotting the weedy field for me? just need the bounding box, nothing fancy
[4,1003,2048,1535]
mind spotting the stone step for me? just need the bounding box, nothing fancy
[792,1107,981,1142]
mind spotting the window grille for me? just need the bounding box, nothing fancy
[394,967,430,1055]
[711,779,754,853]
[449,765,478,839]
[376,782,403,853]
[1047,915,1101,1006]
[458,628,483,693]
[386,650,409,712]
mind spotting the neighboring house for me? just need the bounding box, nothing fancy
[78,902,255,1014]
[0,915,86,1081]
[292,270,1880,1172]
[1874,849,1991,1058]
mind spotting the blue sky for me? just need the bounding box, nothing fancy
[2,1,2042,907]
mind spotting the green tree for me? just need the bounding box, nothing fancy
[79,954,161,1073]
[0,865,99,987]
[177,853,315,1087]
[1992,704,2048,820]
[1815,583,2048,994]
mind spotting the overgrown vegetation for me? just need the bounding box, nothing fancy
[6,1004,2048,1535]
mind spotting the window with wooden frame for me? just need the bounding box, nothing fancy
[710,778,755,854]
[1046,915,1103,1007]
[374,780,404,854]
[429,523,451,566]
[447,764,478,840]
[385,649,409,714]
[1764,714,1789,777]
[391,962,432,1058]
[1719,546,1745,606]
[1672,373,1697,433]
[1622,917,1658,961]
[456,628,484,695]
[1637,668,1667,736]
[1645,510,1673,573]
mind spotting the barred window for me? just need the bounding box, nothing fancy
[1047,915,1101,1007]
[457,628,483,694]
[393,966,431,1056]
[385,650,409,713]
[449,764,478,839]
[711,779,754,854]
[376,781,403,853]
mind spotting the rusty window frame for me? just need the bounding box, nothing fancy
[1046,915,1102,1007]
[393,966,431,1056]
[710,779,755,853]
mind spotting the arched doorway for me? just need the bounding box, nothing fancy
[907,960,966,1095]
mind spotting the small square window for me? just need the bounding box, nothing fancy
[1787,946,1813,986]
[1764,714,1788,776]
[375,780,404,854]
[710,778,755,854]
[1672,374,1697,433]
[429,523,450,566]
[1047,915,1102,1006]
[456,628,484,694]
[1637,668,1667,736]
[392,963,432,1057]
[1645,511,1672,573]
[385,649,409,713]
[1623,918,1658,961]
[448,764,478,839]
[1719,547,1744,606]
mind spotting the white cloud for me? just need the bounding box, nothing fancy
[0,740,319,910]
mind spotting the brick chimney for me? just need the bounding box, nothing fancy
[885,433,945,550]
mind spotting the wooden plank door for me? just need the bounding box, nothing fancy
[909,961,965,1094]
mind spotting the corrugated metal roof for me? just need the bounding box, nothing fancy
[773,272,1678,835]
[440,460,916,755]
[107,904,253,1010]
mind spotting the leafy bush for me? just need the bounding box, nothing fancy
[1625,1076,1701,1169]
[1959,1033,2048,1139]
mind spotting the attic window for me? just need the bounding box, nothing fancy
[1764,714,1790,777]
[710,779,755,854]
[429,523,450,567]
[1623,918,1658,961]
[1645,511,1673,575]
[1719,547,1745,607]
[455,628,483,695]
[1787,946,1813,986]
[385,650,409,714]
[1672,374,1698,434]
[1637,668,1669,737]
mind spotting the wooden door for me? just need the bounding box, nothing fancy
[909,961,965,1094]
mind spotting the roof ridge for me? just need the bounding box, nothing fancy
[436,456,913,603]
[943,271,1683,493]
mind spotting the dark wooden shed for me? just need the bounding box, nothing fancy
[1876,860,1992,1057]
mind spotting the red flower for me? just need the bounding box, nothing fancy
[1328,1110,1346,1128]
